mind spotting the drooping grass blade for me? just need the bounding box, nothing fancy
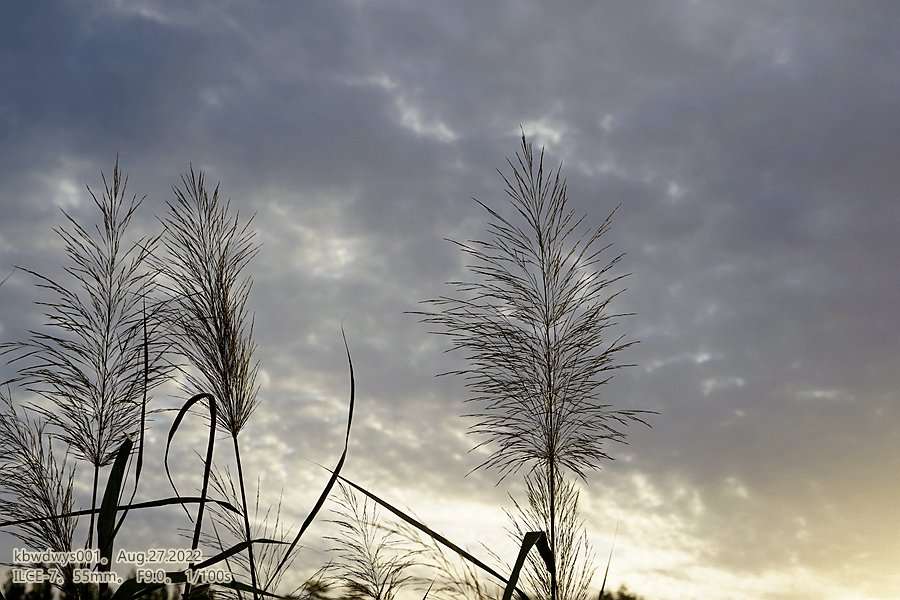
[270,327,355,583]
[164,392,217,522]
[501,531,554,600]
[162,391,217,598]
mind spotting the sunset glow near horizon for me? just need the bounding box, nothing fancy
[1,2,899,600]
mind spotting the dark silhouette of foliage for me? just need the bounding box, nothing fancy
[1,566,73,600]
[599,584,644,600]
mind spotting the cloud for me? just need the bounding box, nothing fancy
[2,1,899,598]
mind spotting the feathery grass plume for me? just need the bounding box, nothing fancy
[0,390,91,600]
[390,516,507,600]
[0,391,76,556]
[325,482,420,600]
[413,132,654,600]
[198,464,304,600]
[288,574,334,600]
[0,158,167,550]
[158,168,261,598]
[323,471,540,600]
[504,472,593,600]
[159,167,260,437]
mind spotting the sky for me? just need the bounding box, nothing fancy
[1,1,898,599]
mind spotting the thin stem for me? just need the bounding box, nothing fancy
[234,434,259,600]
[548,462,557,600]
[88,463,99,550]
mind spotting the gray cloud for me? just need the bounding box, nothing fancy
[2,1,899,598]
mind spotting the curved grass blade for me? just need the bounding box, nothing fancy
[535,531,555,578]
[191,395,217,547]
[270,327,355,583]
[193,538,286,571]
[0,497,240,529]
[164,392,217,521]
[161,392,216,598]
[98,434,134,597]
[501,531,554,600]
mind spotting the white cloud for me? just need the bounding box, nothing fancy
[701,375,745,396]
[351,73,458,143]
[795,388,855,403]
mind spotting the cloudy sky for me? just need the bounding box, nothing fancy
[1,1,899,599]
